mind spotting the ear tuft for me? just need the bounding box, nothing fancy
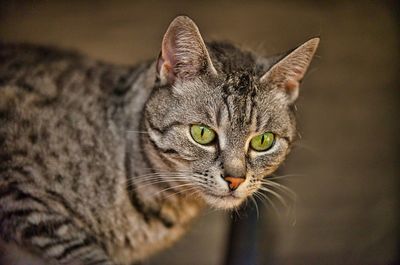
[260,37,320,103]
[157,16,217,85]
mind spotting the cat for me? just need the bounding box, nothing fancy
[0,16,319,265]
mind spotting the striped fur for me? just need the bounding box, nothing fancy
[0,16,318,264]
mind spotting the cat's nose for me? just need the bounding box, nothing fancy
[222,175,245,191]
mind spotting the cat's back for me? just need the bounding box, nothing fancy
[0,43,108,160]
[0,43,150,125]
[0,43,108,111]
[0,43,138,200]
[0,43,96,123]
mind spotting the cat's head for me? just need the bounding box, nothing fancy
[142,16,319,209]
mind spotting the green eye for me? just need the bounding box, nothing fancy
[250,132,275,151]
[190,125,216,145]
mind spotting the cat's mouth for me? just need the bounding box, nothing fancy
[208,192,238,199]
[202,191,245,209]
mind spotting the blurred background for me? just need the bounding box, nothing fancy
[0,1,398,265]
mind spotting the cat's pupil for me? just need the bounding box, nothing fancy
[200,127,205,137]
[261,134,265,145]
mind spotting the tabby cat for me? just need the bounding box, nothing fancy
[0,16,319,265]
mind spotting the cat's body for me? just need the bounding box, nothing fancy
[0,44,200,264]
[0,17,319,265]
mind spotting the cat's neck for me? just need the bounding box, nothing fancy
[124,138,204,227]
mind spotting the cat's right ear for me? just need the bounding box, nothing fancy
[156,16,217,85]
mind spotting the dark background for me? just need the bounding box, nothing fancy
[1,1,398,265]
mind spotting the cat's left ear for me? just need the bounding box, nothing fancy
[260,37,320,103]
[157,16,218,85]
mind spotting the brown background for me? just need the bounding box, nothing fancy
[0,1,398,265]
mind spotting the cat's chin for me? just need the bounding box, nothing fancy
[201,193,246,209]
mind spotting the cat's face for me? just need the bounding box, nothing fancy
[141,16,319,209]
[144,75,295,209]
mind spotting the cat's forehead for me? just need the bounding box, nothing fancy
[207,41,258,73]
[220,71,255,95]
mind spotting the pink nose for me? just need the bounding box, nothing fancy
[223,176,245,191]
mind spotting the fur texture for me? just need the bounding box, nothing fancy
[0,16,318,265]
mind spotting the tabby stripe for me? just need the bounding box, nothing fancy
[14,189,49,208]
[145,139,175,168]
[134,122,175,228]
[204,110,213,125]
[255,108,262,132]
[144,123,180,168]
[145,117,164,134]
[222,95,232,120]
[126,178,151,224]
[138,115,157,171]
[0,109,12,121]
[55,237,94,261]
[45,189,90,227]
[146,133,180,155]
[40,238,76,251]
[158,151,187,167]
[124,143,150,223]
[22,219,69,239]
[111,65,144,97]
[7,149,29,157]
[87,259,112,265]
[0,133,5,146]
[216,106,223,127]
[0,165,34,180]
[16,81,35,93]
[127,178,174,228]
[0,153,12,162]
[145,113,181,135]
[0,209,39,222]
[55,65,78,91]
[282,136,291,142]
[0,183,18,199]
[248,89,257,126]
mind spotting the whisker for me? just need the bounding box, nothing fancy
[126,177,189,189]
[258,181,298,218]
[233,207,241,219]
[163,186,201,200]
[252,191,279,216]
[153,182,208,197]
[267,173,304,180]
[133,170,193,177]
[260,180,297,200]
[132,175,190,185]
[125,172,193,186]
[250,196,260,220]
[134,179,190,188]
[258,186,289,209]
[132,174,189,181]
